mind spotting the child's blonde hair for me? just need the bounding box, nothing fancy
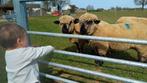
[0,23,27,49]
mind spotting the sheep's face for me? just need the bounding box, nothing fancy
[54,20,79,34]
[54,15,79,34]
[61,21,74,34]
[80,20,100,35]
[79,13,100,35]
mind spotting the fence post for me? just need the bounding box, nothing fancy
[13,0,32,45]
[12,0,28,30]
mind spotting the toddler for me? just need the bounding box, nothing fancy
[0,23,54,83]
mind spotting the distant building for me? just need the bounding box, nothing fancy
[0,0,14,21]
[26,3,42,16]
[26,0,71,16]
[47,0,70,15]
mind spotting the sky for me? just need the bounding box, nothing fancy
[70,0,144,9]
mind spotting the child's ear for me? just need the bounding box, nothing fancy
[16,38,22,47]
[17,38,21,44]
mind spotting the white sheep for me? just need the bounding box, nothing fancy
[116,16,147,24]
[79,13,147,65]
[54,15,87,52]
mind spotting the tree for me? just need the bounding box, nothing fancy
[69,5,78,14]
[134,0,147,10]
[57,0,70,12]
[48,0,70,12]
[43,0,49,11]
[86,5,94,10]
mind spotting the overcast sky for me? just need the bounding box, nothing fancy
[70,0,145,9]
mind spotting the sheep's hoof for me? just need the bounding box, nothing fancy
[95,60,104,66]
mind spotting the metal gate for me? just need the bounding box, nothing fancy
[13,0,147,82]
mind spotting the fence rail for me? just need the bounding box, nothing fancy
[39,73,78,83]
[14,0,147,82]
[54,50,147,68]
[28,31,147,45]
[39,61,146,83]
[28,31,147,82]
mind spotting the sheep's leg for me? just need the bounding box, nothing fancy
[95,60,104,66]
[94,46,104,66]
[78,39,89,53]
[137,53,142,62]
[75,42,81,53]
[79,43,84,53]
[92,42,109,66]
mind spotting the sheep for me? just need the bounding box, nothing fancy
[79,13,147,65]
[54,15,87,52]
[79,13,101,35]
[116,16,147,24]
[79,13,104,65]
[54,15,75,34]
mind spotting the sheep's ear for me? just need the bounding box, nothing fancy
[74,19,79,24]
[54,20,60,24]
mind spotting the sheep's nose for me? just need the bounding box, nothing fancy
[62,24,68,33]
[80,24,87,35]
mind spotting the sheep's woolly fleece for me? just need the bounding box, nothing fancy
[59,15,74,24]
[117,16,147,24]
[79,13,99,22]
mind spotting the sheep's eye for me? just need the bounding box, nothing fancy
[60,23,64,25]
[94,20,100,24]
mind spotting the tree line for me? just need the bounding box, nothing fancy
[87,0,147,11]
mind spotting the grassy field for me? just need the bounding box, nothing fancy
[1,10,147,83]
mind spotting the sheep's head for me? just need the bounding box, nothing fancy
[79,13,100,35]
[54,15,79,34]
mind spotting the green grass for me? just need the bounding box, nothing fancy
[94,10,147,23]
[0,22,7,83]
[1,10,147,83]
[0,48,6,83]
